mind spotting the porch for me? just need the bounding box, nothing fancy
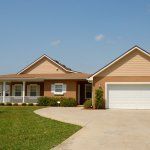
[0,81,44,103]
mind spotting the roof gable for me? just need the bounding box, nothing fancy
[18,54,76,74]
[89,46,150,80]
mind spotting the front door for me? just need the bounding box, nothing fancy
[78,82,92,105]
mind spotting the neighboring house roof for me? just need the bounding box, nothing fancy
[17,54,77,74]
[88,45,150,80]
[0,73,90,81]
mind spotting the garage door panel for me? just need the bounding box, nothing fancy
[107,84,150,109]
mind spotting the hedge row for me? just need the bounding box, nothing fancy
[37,97,77,107]
[0,102,36,106]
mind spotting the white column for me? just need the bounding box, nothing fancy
[22,81,25,103]
[3,81,6,103]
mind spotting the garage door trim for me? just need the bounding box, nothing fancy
[105,82,150,109]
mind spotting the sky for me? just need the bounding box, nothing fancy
[0,0,150,74]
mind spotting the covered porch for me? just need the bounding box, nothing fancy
[0,81,44,103]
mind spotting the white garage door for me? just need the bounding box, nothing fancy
[107,84,150,109]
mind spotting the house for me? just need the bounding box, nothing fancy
[0,45,150,109]
[0,54,91,104]
[89,46,150,109]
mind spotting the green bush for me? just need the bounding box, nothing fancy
[95,87,104,109]
[48,97,58,106]
[37,97,77,107]
[37,97,58,106]
[35,103,39,106]
[84,100,92,109]
[13,103,18,106]
[60,98,77,107]
[22,103,27,106]
[0,103,4,106]
[6,102,12,106]
[38,97,51,106]
[28,103,34,106]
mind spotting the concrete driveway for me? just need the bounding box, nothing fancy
[35,107,150,150]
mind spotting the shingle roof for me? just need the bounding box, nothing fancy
[0,73,90,80]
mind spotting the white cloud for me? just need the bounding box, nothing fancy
[51,39,61,47]
[95,34,104,41]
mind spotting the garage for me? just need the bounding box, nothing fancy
[106,83,150,109]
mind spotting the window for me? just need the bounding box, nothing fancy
[85,84,92,99]
[30,85,37,96]
[5,85,10,96]
[51,83,66,95]
[15,85,22,96]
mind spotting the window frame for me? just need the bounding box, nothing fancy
[14,84,22,96]
[54,83,64,95]
[30,84,38,96]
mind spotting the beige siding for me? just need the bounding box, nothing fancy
[23,57,66,74]
[93,76,150,108]
[99,50,150,76]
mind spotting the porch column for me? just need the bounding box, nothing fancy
[3,81,6,103]
[22,81,25,103]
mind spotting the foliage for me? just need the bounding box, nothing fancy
[6,102,12,106]
[37,97,77,107]
[95,87,104,109]
[13,103,18,106]
[28,103,34,106]
[83,99,92,109]
[0,103,4,106]
[60,98,77,107]
[22,103,27,106]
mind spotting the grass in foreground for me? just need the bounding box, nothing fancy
[0,106,81,150]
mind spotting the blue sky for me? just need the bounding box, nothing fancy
[0,0,150,74]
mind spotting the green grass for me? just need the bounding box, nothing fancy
[0,106,81,150]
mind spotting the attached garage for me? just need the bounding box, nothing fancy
[106,83,150,109]
[89,46,150,109]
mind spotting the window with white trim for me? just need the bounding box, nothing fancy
[30,85,37,96]
[15,84,22,96]
[5,84,10,96]
[51,83,66,95]
[85,84,92,99]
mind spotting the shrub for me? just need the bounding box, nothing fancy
[35,103,39,106]
[13,103,18,106]
[84,100,92,109]
[0,103,4,106]
[48,97,58,106]
[38,97,51,106]
[22,103,27,106]
[37,97,77,107]
[37,97,58,106]
[60,98,77,107]
[6,102,12,106]
[28,103,34,106]
[95,87,104,109]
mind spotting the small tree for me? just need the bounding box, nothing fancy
[95,87,104,109]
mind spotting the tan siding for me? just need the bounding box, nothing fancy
[99,50,150,76]
[23,57,66,74]
[44,80,77,99]
[93,76,150,108]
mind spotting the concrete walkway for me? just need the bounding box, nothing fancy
[35,107,150,150]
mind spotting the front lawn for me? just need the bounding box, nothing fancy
[0,106,81,150]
